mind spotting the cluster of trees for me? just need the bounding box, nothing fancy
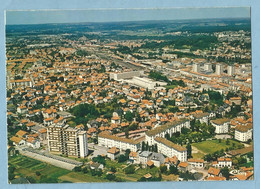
[165,121,215,146]
[159,164,179,175]
[118,149,130,163]
[149,71,169,83]
[92,155,106,165]
[226,104,242,118]
[73,165,103,177]
[75,49,89,57]
[70,103,100,125]
[141,141,158,153]
[206,90,224,106]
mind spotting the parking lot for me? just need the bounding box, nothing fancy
[88,143,108,159]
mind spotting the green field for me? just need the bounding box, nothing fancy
[191,139,242,155]
[9,154,177,183]
[9,155,107,183]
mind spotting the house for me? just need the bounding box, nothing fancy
[139,151,153,165]
[10,136,26,146]
[207,176,226,181]
[107,147,120,160]
[215,158,232,168]
[164,156,179,169]
[26,137,41,149]
[229,97,242,105]
[188,159,204,168]
[129,151,138,164]
[208,167,221,177]
[15,130,28,138]
[211,118,230,134]
[89,161,104,170]
[147,160,154,168]
[178,162,190,172]
[150,152,165,167]
[38,128,47,140]
[230,172,253,181]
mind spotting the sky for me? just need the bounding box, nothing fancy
[6,7,250,25]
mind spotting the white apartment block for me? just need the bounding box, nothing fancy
[211,118,230,134]
[98,131,141,152]
[9,79,33,89]
[188,159,204,168]
[216,64,223,75]
[217,158,232,168]
[235,125,253,142]
[145,119,190,145]
[47,123,88,158]
[154,137,187,162]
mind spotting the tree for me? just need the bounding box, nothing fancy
[187,143,192,158]
[73,166,82,172]
[160,165,167,174]
[106,173,116,181]
[142,141,146,151]
[35,171,41,176]
[82,167,89,174]
[118,155,128,163]
[125,129,129,138]
[110,167,116,173]
[169,165,178,175]
[154,144,158,153]
[125,111,134,122]
[221,167,230,180]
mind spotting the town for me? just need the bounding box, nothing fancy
[6,18,253,183]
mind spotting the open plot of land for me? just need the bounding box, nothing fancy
[59,172,108,183]
[191,139,241,154]
[162,174,179,181]
[9,155,70,183]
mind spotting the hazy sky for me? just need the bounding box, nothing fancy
[6,7,250,25]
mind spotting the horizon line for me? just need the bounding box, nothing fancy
[6,17,250,26]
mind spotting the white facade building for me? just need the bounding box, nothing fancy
[193,63,200,73]
[235,125,253,142]
[228,65,235,76]
[78,131,88,158]
[154,137,187,162]
[216,64,223,75]
[211,118,230,134]
[145,119,190,145]
[98,131,141,152]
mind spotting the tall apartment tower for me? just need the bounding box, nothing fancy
[193,62,200,73]
[204,63,212,72]
[227,65,235,76]
[215,64,223,75]
[47,123,88,158]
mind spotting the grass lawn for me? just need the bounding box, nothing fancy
[162,174,179,181]
[59,172,108,183]
[165,85,177,90]
[191,139,241,154]
[192,151,205,159]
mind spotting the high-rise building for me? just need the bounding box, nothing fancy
[47,123,88,158]
[227,65,235,76]
[204,63,212,72]
[193,62,200,73]
[215,64,223,75]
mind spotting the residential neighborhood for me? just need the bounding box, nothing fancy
[6,13,253,183]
